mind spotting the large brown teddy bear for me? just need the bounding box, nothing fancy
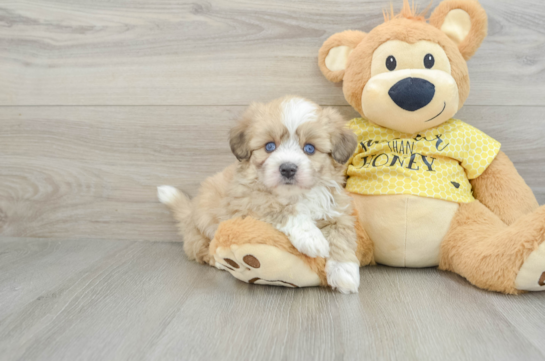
[189,0,545,294]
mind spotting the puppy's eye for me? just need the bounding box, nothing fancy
[424,53,435,69]
[265,142,276,153]
[303,144,315,155]
[386,55,397,71]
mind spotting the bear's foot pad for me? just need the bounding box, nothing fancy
[515,241,545,291]
[213,243,321,288]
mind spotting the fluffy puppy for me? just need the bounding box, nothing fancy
[158,96,360,293]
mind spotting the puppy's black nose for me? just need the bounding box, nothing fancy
[279,163,298,179]
[388,77,435,111]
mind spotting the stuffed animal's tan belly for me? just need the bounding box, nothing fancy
[352,194,459,268]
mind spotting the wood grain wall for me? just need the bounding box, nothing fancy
[1,0,544,242]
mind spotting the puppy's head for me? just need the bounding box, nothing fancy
[230,96,356,193]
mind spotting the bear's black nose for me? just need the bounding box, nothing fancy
[388,77,435,112]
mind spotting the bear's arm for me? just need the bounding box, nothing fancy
[470,151,539,225]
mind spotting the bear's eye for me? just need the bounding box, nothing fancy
[386,55,397,71]
[265,142,276,152]
[424,53,435,69]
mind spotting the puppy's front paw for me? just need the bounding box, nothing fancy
[326,260,360,294]
[289,225,330,258]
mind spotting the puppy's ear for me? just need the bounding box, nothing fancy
[429,0,487,60]
[229,121,251,162]
[318,30,366,83]
[332,127,357,164]
[323,108,357,164]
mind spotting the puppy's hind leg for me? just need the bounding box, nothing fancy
[183,224,215,265]
[158,185,213,265]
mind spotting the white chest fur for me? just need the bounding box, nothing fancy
[275,184,341,259]
[279,184,342,222]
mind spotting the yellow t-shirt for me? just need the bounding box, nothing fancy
[346,118,501,203]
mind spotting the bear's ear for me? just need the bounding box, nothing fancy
[429,0,488,60]
[318,30,366,83]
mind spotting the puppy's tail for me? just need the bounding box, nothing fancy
[157,185,192,223]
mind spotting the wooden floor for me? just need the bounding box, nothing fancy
[1,0,544,359]
[1,237,544,361]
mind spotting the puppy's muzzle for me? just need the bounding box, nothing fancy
[279,163,298,180]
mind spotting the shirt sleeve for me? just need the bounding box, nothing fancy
[461,123,501,179]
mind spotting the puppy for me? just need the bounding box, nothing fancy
[158,96,360,293]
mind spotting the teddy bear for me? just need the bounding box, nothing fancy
[201,0,545,294]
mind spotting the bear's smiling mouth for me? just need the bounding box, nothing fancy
[425,101,446,122]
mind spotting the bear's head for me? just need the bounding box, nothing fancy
[318,0,487,134]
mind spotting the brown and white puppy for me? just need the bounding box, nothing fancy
[158,96,360,293]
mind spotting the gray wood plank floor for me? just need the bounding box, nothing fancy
[0,238,544,361]
[1,0,545,359]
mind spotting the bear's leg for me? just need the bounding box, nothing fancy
[209,213,375,289]
[439,201,545,294]
[210,217,327,288]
